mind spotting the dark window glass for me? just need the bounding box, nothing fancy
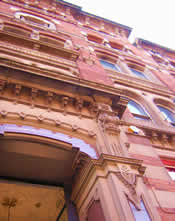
[130,68,147,79]
[157,105,175,126]
[127,100,150,120]
[100,59,120,72]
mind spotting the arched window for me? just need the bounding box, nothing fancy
[100,59,121,72]
[127,100,150,120]
[157,105,175,126]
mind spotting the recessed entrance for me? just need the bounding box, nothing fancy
[0,132,85,221]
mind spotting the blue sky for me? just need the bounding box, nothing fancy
[66,0,175,50]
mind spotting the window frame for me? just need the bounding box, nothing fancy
[161,158,175,181]
[99,59,121,72]
[157,105,175,127]
[127,100,150,121]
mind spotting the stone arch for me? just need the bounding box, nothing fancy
[154,98,175,112]
[0,123,97,159]
[122,89,151,118]
[153,98,175,126]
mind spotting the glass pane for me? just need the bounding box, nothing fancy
[157,106,175,123]
[128,101,148,116]
[100,59,120,72]
[168,171,175,180]
[130,68,147,79]
[129,201,151,221]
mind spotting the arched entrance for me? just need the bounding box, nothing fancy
[0,124,92,221]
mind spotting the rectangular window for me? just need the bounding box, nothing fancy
[161,158,175,181]
[100,59,121,72]
[129,200,151,221]
[130,68,148,80]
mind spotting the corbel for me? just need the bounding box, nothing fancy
[0,110,7,118]
[47,91,54,111]
[114,27,119,35]
[14,84,22,104]
[64,40,73,50]
[31,30,40,40]
[61,96,69,115]
[100,22,105,31]
[84,16,90,26]
[19,112,26,120]
[76,98,84,118]
[161,133,169,146]
[151,131,159,143]
[31,88,38,108]
[37,114,44,122]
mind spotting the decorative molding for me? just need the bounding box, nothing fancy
[115,164,141,209]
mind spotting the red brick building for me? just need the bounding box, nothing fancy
[0,0,175,220]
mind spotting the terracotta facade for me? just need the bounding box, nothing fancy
[0,0,175,220]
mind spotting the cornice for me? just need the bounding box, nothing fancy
[111,73,173,98]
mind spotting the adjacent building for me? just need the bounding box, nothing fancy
[0,0,175,220]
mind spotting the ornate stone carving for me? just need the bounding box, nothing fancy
[76,98,84,117]
[98,112,120,133]
[37,114,44,122]
[61,96,69,115]
[19,112,26,119]
[151,131,159,142]
[64,39,73,49]
[14,84,22,104]
[55,119,62,127]
[31,30,40,40]
[88,130,96,137]
[116,165,141,209]
[47,91,54,111]
[162,133,169,145]
[72,124,79,131]
[0,110,7,117]
[31,88,38,108]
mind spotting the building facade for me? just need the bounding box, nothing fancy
[0,0,175,220]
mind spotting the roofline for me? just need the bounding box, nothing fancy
[136,38,175,53]
[57,0,132,37]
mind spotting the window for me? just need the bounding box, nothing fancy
[161,158,175,181]
[100,59,121,72]
[127,100,150,120]
[15,12,56,30]
[157,105,175,127]
[167,168,175,180]
[129,200,151,221]
[129,67,148,79]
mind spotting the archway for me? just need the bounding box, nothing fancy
[0,124,93,221]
